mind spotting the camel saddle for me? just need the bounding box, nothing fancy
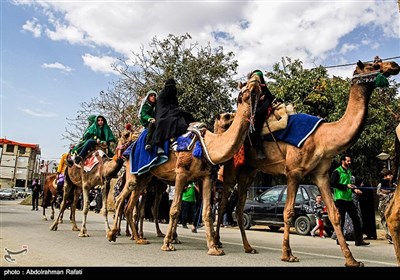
[261,101,295,136]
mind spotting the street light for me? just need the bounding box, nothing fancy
[376,152,391,169]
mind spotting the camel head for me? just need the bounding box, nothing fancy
[115,124,139,158]
[237,72,262,107]
[213,112,235,134]
[354,57,400,78]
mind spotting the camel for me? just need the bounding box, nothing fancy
[385,124,400,265]
[41,173,59,221]
[106,75,261,255]
[215,58,400,267]
[49,128,132,236]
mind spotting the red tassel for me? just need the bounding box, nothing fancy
[125,123,132,130]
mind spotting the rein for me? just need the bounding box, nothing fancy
[241,78,259,133]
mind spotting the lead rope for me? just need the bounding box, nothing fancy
[265,120,286,160]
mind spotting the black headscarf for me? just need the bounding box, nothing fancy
[150,78,195,146]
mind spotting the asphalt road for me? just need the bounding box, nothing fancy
[0,198,398,272]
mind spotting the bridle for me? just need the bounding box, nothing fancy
[239,77,260,133]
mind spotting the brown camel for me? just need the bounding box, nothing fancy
[50,129,131,236]
[216,58,400,267]
[386,123,400,265]
[41,173,59,221]
[107,75,261,255]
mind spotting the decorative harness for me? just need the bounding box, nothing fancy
[352,69,388,88]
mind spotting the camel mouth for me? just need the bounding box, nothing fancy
[383,62,400,77]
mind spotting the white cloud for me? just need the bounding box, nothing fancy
[17,1,400,78]
[82,53,119,75]
[42,62,73,73]
[339,43,358,54]
[19,108,57,118]
[22,18,41,38]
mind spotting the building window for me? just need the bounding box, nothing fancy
[6,144,14,153]
[18,146,26,155]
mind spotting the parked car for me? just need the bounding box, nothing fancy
[232,184,333,236]
[0,188,17,200]
[15,187,28,198]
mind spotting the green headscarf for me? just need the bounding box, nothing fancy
[83,115,116,143]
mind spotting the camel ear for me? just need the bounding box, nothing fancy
[238,81,244,89]
[357,60,364,69]
[215,113,221,120]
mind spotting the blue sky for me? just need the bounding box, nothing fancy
[1,0,399,161]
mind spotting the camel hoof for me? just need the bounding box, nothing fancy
[161,244,176,251]
[207,247,225,256]
[136,239,150,245]
[50,224,58,231]
[106,231,117,242]
[72,226,80,231]
[345,261,364,267]
[50,215,54,220]
[172,239,181,244]
[245,248,258,254]
[42,216,48,221]
[281,255,299,262]
[215,240,223,248]
[59,220,63,224]
[157,233,166,238]
[78,232,89,237]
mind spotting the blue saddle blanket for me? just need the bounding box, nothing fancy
[130,129,169,175]
[262,113,324,147]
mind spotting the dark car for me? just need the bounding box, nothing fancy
[233,184,333,236]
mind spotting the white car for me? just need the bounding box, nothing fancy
[0,188,17,200]
[15,187,28,198]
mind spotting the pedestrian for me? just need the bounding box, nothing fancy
[310,194,326,238]
[31,178,41,211]
[377,168,396,243]
[330,154,370,246]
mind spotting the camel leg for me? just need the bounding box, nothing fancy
[50,195,56,220]
[102,181,111,232]
[107,185,131,242]
[315,174,362,267]
[78,186,90,237]
[50,181,75,231]
[42,194,48,221]
[135,192,147,239]
[162,174,188,252]
[69,187,80,231]
[126,187,150,244]
[280,176,299,263]
[386,190,400,265]
[214,160,235,248]
[235,166,258,254]
[152,183,165,237]
[202,175,224,256]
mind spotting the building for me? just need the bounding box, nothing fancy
[0,138,41,189]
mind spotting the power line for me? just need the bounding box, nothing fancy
[324,56,400,69]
